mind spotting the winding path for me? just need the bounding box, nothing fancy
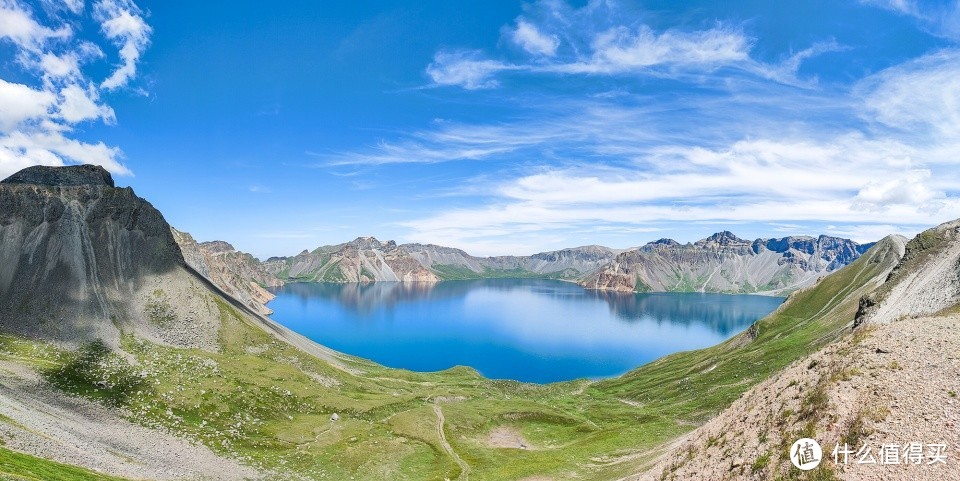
[433,404,470,481]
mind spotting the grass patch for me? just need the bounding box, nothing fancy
[43,340,150,407]
[0,446,130,481]
[430,265,572,281]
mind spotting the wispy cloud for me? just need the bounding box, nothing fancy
[425,0,837,90]
[0,0,151,179]
[0,1,70,51]
[95,0,151,90]
[426,51,515,89]
[861,0,922,16]
[510,20,559,57]
[388,45,960,254]
[316,75,852,168]
[862,0,960,40]
[858,49,960,138]
[314,119,566,166]
[545,24,751,74]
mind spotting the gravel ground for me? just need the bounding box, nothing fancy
[0,360,260,480]
[629,314,960,481]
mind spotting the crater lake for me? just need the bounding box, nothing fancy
[267,279,783,383]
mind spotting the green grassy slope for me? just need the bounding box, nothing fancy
[430,264,574,281]
[0,446,128,481]
[0,238,901,481]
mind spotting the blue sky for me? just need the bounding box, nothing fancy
[2,0,960,257]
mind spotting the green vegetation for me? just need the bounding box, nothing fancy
[43,340,150,407]
[0,240,898,480]
[430,264,486,280]
[0,446,129,481]
[316,259,346,282]
[751,451,770,471]
[431,265,574,281]
[359,266,376,280]
[144,289,175,326]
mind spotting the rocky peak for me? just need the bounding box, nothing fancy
[1,164,115,188]
[0,165,190,347]
[199,241,236,254]
[650,238,681,247]
[530,245,616,263]
[347,236,396,250]
[695,231,749,248]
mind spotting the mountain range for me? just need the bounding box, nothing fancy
[174,229,873,314]
[0,164,954,481]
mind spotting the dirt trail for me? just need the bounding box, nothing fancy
[434,404,470,481]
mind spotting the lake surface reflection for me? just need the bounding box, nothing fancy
[268,279,783,383]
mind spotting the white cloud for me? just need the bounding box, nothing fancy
[752,40,845,85]
[425,1,833,89]
[40,0,85,15]
[862,0,960,40]
[59,0,84,14]
[315,115,582,166]
[555,24,750,74]
[0,0,150,179]
[859,50,960,138]
[426,51,512,89]
[861,0,920,16]
[391,46,960,253]
[0,79,57,131]
[0,129,129,179]
[822,223,924,244]
[0,1,70,50]
[39,51,80,78]
[58,83,115,123]
[511,20,559,57]
[852,169,944,211]
[427,24,755,89]
[95,0,150,90]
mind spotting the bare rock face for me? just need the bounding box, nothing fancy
[170,228,211,278]
[0,165,220,350]
[860,220,958,324]
[1,164,115,188]
[264,237,443,283]
[171,228,283,315]
[581,232,871,295]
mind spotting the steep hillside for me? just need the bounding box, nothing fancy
[171,228,282,315]
[856,218,960,325]
[628,228,960,481]
[582,231,871,295]
[263,238,620,282]
[634,312,958,481]
[0,165,223,350]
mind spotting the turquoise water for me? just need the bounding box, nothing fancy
[267,279,783,383]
